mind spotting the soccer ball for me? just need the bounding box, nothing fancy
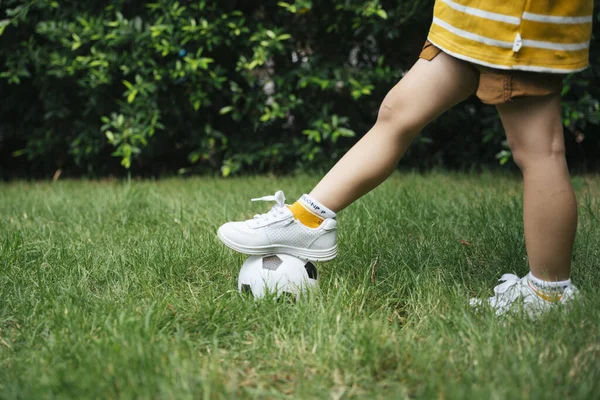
[238,254,318,300]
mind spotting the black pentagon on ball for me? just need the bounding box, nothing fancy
[278,292,296,303]
[262,255,283,271]
[241,284,252,294]
[304,262,318,280]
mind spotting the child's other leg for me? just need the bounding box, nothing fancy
[496,94,577,281]
[308,52,478,212]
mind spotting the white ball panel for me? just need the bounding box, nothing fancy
[237,254,318,299]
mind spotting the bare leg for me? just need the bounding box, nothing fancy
[309,52,478,212]
[497,94,577,281]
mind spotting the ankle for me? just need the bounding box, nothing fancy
[529,270,570,284]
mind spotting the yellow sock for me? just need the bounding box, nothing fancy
[288,202,325,228]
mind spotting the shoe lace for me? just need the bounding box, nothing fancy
[251,190,288,222]
[489,274,530,312]
[493,274,521,296]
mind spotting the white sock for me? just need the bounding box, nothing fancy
[526,272,570,300]
[298,194,336,219]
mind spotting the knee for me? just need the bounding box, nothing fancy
[508,131,566,171]
[377,101,396,124]
[375,97,421,142]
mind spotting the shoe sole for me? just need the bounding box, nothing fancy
[217,229,337,262]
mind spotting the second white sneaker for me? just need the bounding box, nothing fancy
[217,191,338,261]
[469,273,579,318]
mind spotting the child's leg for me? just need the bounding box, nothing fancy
[308,52,478,212]
[496,94,577,281]
[217,52,478,260]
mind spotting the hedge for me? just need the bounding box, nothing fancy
[1,0,599,178]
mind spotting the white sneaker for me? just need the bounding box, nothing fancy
[217,190,338,261]
[469,273,579,318]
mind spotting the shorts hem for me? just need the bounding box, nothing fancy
[426,35,589,74]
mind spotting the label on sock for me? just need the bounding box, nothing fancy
[526,273,568,303]
[298,194,336,219]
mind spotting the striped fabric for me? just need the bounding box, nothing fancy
[427,0,594,73]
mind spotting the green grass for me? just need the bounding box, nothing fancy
[1,172,599,399]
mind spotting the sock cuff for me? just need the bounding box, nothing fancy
[527,272,570,288]
[298,194,336,219]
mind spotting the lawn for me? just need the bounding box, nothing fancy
[1,172,599,399]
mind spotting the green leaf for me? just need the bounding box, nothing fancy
[189,152,200,164]
[219,106,234,115]
[122,80,134,90]
[336,127,355,137]
[0,20,10,36]
[332,114,339,128]
[198,58,214,69]
[221,165,231,177]
[127,89,138,104]
[495,150,512,165]
[376,9,388,19]
[247,60,260,70]
[6,6,24,18]
[277,2,296,13]
[121,157,131,168]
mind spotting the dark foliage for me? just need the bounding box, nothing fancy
[0,0,599,178]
